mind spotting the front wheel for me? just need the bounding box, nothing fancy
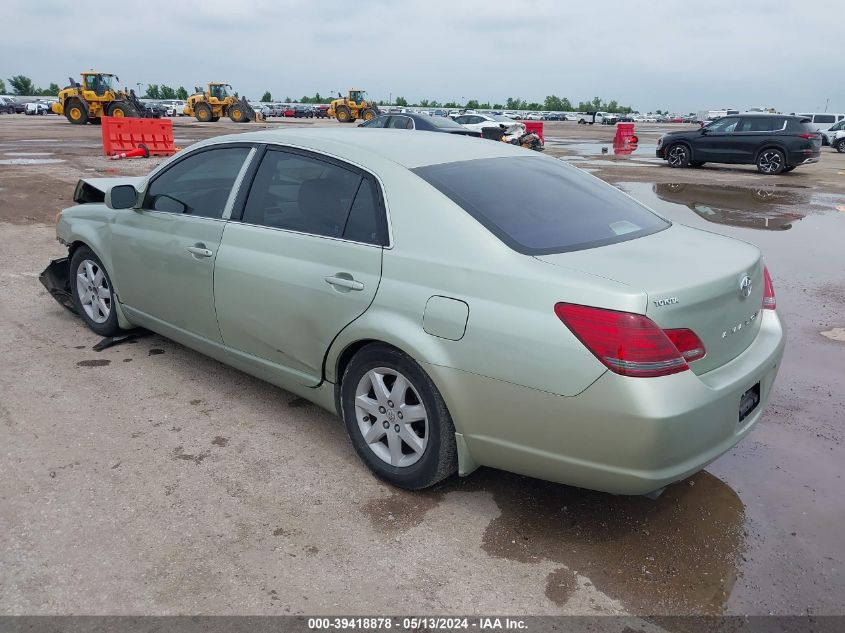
[757,149,785,174]
[341,344,457,490]
[666,143,691,168]
[335,105,352,123]
[835,139,845,153]
[70,246,123,337]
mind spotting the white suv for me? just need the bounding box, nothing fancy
[822,118,845,149]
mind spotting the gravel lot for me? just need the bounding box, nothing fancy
[1,114,843,617]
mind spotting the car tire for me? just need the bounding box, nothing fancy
[70,246,123,338]
[666,143,691,168]
[757,149,785,174]
[835,139,845,154]
[340,344,458,490]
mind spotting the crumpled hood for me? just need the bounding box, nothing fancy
[73,177,145,204]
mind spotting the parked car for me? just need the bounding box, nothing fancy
[48,129,784,495]
[829,126,845,153]
[670,117,685,123]
[793,112,845,145]
[314,105,329,119]
[819,117,845,146]
[577,112,614,124]
[161,100,186,117]
[282,105,295,117]
[143,102,167,118]
[0,96,15,114]
[24,101,51,115]
[293,105,314,118]
[657,114,821,174]
[360,113,481,136]
[524,112,544,121]
[453,113,521,134]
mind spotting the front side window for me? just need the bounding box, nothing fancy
[707,117,739,133]
[241,149,387,244]
[414,156,668,255]
[145,146,251,218]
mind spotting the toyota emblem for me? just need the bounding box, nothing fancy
[739,275,753,298]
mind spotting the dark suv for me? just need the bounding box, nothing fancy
[656,114,821,174]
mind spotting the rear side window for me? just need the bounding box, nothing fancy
[813,114,836,124]
[414,156,669,255]
[738,117,785,132]
[241,149,387,244]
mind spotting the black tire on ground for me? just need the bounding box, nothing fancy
[210,116,220,122]
[195,103,213,122]
[107,101,138,118]
[835,139,845,154]
[362,108,376,121]
[756,148,786,174]
[335,105,352,123]
[65,99,88,125]
[690,161,706,168]
[340,343,458,490]
[229,105,246,123]
[666,143,691,168]
[69,246,124,338]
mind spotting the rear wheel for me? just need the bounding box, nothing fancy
[341,344,457,490]
[362,108,377,121]
[65,100,88,125]
[195,103,213,122]
[666,143,691,168]
[335,105,352,123]
[70,246,123,337]
[835,139,845,153]
[757,149,785,174]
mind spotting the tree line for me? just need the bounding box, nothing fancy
[255,91,636,112]
[3,75,638,113]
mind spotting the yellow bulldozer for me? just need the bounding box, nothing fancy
[183,83,260,122]
[52,72,148,125]
[327,89,380,123]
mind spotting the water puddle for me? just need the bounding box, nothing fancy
[0,158,65,165]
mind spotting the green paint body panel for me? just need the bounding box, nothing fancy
[53,129,786,495]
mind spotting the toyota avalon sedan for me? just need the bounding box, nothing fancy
[47,129,784,496]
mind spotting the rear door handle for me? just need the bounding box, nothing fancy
[187,244,214,258]
[325,275,364,291]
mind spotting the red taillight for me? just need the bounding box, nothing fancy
[664,328,706,362]
[795,133,817,139]
[554,303,700,378]
[763,266,776,310]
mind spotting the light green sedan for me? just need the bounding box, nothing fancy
[49,129,785,496]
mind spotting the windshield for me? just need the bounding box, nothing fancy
[413,156,669,255]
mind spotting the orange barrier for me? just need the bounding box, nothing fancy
[523,121,544,144]
[101,117,176,157]
[614,122,636,144]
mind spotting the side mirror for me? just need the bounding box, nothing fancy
[105,184,138,210]
[700,127,708,135]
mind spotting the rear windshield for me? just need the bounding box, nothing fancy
[413,156,669,255]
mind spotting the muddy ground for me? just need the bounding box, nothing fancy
[0,114,843,617]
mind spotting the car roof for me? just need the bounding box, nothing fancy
[195,128,529,169]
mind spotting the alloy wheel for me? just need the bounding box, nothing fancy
[354,367,428,468]
[667,145,687,167]
[75,259,111,324]
[758,151,783,174]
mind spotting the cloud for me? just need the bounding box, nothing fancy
[1,0,842,113]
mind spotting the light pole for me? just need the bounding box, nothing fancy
[136,82,142,95]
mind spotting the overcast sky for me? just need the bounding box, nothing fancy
[2,0,841,113]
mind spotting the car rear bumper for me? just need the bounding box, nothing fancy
[786,147,821,166]
[429,309,785,495]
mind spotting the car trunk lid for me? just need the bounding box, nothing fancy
[536,224,764,375]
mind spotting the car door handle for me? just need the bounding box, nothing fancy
[325,275,364,291]
[186,244,214,258]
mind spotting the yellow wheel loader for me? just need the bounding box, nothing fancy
[183,83,260,123]
[52,72,148,125]
[327,89,380,123]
